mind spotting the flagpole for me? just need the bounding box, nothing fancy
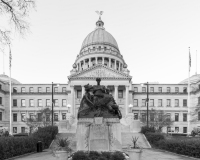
[9,43,12,135]
[187,47,191,135]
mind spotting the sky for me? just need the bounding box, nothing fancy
[1,0,200,84]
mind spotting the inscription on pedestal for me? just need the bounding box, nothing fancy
[94,117,103,124]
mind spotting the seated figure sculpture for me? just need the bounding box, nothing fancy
[77,78,122,119]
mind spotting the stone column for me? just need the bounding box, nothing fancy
[89,58,91,67]
[102,57,104,65]
[109,58,111,68]
[96,57,97,65]
[71,85,75,116]
[125,85,129,116]
[115,60,117,70]
[81,85,85,98]
[114,85,118,103]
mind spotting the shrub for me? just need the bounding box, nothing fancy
[140,126,155,134]
[145,133,165,146]
[111,151,125,160]
[89,151,100,160]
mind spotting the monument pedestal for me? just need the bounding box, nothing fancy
[76,118,122,151]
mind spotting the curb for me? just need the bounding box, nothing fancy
[142,134,151,148]
[150,148,200,160]
[5,151,36,160]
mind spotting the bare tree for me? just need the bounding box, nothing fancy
[140,109,174,132]
[25,108,55,133]
[0,0,35,47]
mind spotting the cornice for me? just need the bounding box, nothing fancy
[12,91,71,95]
[132,92,188,95]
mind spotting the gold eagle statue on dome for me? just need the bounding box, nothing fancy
[95,11,103,18]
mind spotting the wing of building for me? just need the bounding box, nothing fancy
[0,17,200,134]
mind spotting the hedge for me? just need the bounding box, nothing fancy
[72,151,125,160]
[157,139,200,158]
[145,133,165,146]
[0,126,58,160]
[140,126,155,134]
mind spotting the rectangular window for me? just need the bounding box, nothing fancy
[175,113,179,121]
[167,127,171,132]
[134,113,138,120]
[198,112,200,121]
[166,113,171,121]
[134,87,138,92]
[183,113,187,122]
[29,87,33,92]
[54,87,58,93]
[142,99,146,106]
[46,87,50,92]
[150,87,154,92]
[0,112,2,121]
[21,127,25,133]
[21,113,26,122]
[38,87,42,93]
[30,113,34,120]
[183,87,187,93]
[175,127,179,133]
[183,127,187,133]
[77,90,82,98]
[158,99,162,107]
[13,87,17,93]
[167,99,171,107]
[183,99,187,107]
[167,87,170,93]
[150,113,154,121]
[54,113,58,121]
[21,87,25,92]
[13,127,17,133]
[0,97,2,105]
[13,99,17,106]
[141,113,146,122]
[150,99,154,107]
[158,113,162,122]
[142,87,146,92]
[175,87,179,93]
[54,99,58,106]
[158,87,162,93]
[62,113,66,120]
[13,113,17,122]
[38,99,42,107]
[175,99,179,107]
[62,87,66,92]
[21,99,25,107]
[46,99,50,106]
[133,99,138,107]
[62,99,66,107]
[37,113,42,121]
[118,90,123,98]
[46,113,50,122]
[29,99,34,107]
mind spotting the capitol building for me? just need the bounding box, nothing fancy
[0,17,200,134]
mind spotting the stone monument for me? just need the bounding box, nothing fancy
[76,78,122,151]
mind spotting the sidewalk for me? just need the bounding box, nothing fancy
[13,149,198,160]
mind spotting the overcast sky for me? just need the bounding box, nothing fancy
[1,0,200,84]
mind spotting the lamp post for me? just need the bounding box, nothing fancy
[141,82,149,127]
[52,82,59,126]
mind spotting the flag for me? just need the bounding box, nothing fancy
[9,44,12,69]
[189,47,191,72]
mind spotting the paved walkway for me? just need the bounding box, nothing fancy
[13,149,197,160]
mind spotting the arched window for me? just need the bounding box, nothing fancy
[99,46,101,51]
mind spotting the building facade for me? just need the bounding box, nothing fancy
[0,17,200,134]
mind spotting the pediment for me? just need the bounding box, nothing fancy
[68,64,132,80]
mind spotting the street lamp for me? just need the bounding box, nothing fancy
[52,82,59,126]
[141,82,149,127]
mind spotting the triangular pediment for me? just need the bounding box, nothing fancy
[68,64,132,80]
